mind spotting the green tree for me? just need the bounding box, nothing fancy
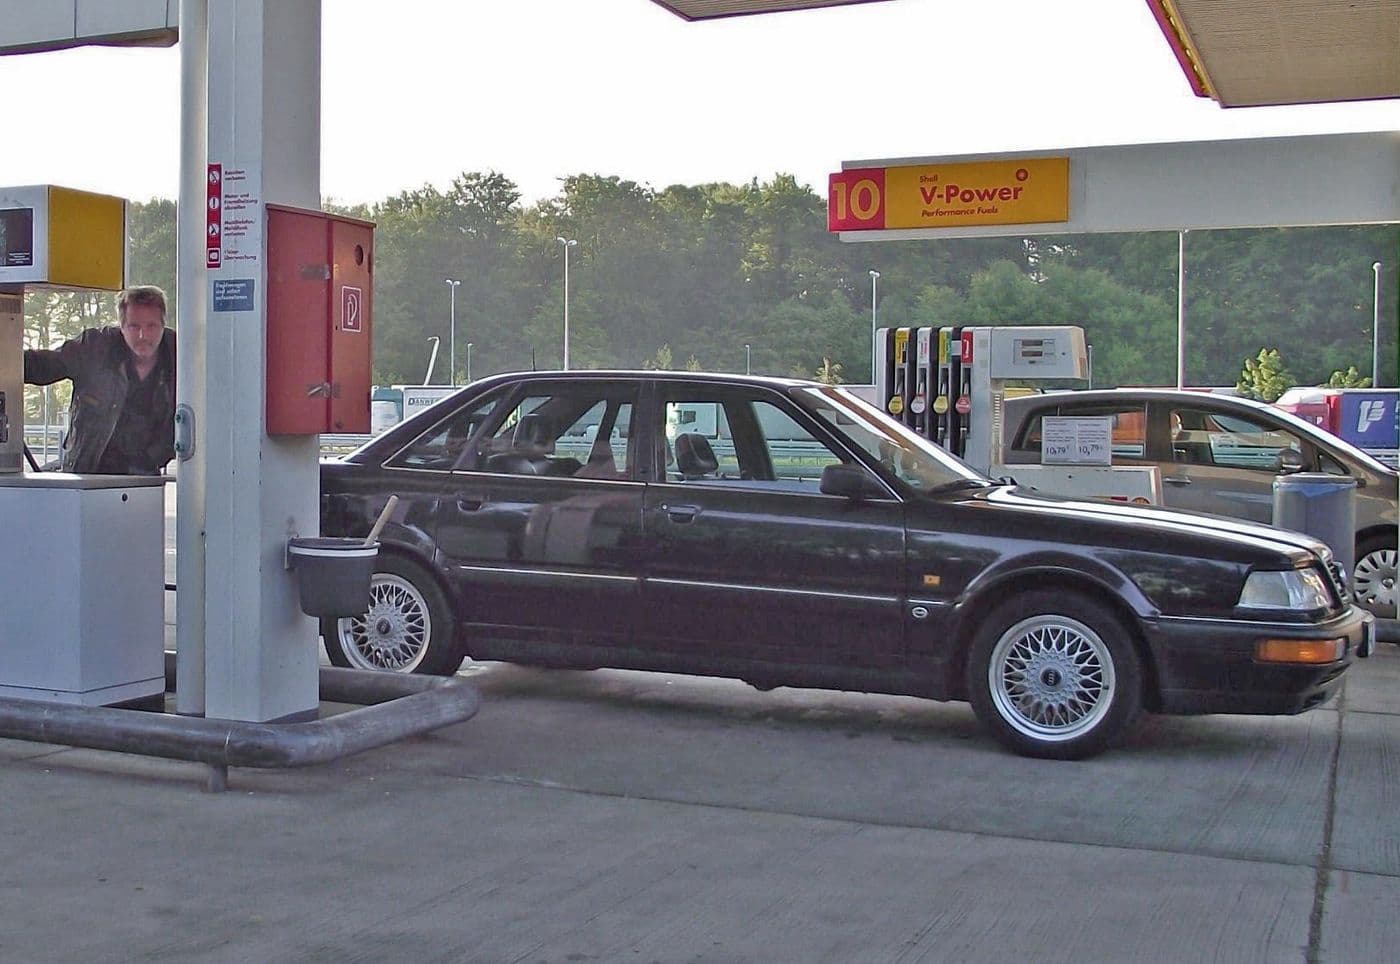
[1323,366,1373,388]
[812,358,844,384]
[1236,348,1296,401]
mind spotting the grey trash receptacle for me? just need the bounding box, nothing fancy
[286,537,378,618]
[1272,473,1357,579]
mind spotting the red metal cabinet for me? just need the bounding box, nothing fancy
[266,205,375,434]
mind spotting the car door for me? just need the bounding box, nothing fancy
[639,382,906,675]
[433,379,646,650]
[1158,402,1308,523]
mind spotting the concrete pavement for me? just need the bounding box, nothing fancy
[1,639,1398,963]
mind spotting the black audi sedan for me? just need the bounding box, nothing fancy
[320,371,1371,759]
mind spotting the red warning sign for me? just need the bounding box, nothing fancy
[206,163,223,268]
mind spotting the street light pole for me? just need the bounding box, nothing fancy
[444,278,460,385]
[423,336,440,386]
[868,270,880,384]
[745,343,751,375]
[1373,262,1383,387]
[556,237,578,370]
[1176,230,1186,390]
[466,342,473,383]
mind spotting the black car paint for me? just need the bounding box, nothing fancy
[321,372,1361,716]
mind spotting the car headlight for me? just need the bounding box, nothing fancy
[1238,568,1333,611]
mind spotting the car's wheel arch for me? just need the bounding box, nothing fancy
[1356,524,1396,553]
[372,540,468,642]
[947,567,1161,711]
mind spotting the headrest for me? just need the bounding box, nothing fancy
[512,413,555,456]
[674,433,718,479]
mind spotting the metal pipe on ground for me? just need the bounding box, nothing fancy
[0,654,479,790]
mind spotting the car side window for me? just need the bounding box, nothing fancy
[1013,403,1148,461]
[474,386,638,479]
[385,391,504,471]
[663,393,847,492]
[1171,407,1303,471]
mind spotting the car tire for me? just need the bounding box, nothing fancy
[1353,535,1397,621]
[320,555,466,676]
[966,590,1143,760]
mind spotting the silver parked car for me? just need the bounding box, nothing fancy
[1004,389,1398,618]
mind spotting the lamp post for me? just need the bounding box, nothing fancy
[556,237,578,370]
[444,278,460,385]
[466,342,473,383]
[423,336,440,385]
[868,270,880,384]
[1373,262,1383,387]
[745,343,752,375]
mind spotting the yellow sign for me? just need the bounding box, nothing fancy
[829,157,1069,232]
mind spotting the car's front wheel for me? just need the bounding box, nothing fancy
[967,591,1143,760]
[321,555,466,676]
[1353,535,1397,620]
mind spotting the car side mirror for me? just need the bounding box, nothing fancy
[821,463,881,501]
[1276,449,1308,475]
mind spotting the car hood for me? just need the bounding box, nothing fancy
[944,483,1329,565]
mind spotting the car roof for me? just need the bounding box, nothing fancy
[1005,389,1267,410]
[468,369,819,390]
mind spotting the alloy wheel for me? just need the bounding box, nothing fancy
[1354,548,1397,618]
[987,615,1116,742]
[336,573,432,672]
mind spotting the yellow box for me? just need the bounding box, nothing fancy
[0,185,127,291]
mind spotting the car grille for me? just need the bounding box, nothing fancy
[1325,560,1349,607]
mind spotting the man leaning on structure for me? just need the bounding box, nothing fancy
[24,285,176,475]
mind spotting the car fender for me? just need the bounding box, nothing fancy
[954,551,1159,624]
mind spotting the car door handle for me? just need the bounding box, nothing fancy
[663,503,701,524]
[456,497,485,511]
[1163,476,1192,486]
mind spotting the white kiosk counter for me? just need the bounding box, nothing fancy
[0,473,166,705]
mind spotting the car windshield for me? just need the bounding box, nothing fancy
[798,386,987,491]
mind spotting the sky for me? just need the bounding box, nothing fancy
[2,0,1398,206]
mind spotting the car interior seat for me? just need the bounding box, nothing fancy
[512,413,581,476]
[674,433,719,480]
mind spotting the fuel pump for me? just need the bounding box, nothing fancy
[932,328,952,446]
[879,327,914,421]
[911,327,932,435]
[0,185,168,707]
[961,325,1088,473]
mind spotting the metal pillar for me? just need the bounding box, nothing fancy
[1176,230,1186,390]
[200,0,322,722]
[175,0,209,716]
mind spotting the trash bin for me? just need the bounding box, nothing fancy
[286,537,378,618]
[1272,473,1357,578]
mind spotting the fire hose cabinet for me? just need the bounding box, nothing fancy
[266,205,375,434]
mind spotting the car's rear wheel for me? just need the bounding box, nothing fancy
[320,555,465,676]
[967,591,1143,760]
[1353,536,1397,620]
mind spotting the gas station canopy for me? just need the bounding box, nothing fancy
[1148,0,1400,107]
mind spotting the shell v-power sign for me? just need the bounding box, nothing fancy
[829,157,1069,232]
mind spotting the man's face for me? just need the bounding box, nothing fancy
[120,303,166,362]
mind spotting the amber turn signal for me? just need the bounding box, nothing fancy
[1254,638,1345,664]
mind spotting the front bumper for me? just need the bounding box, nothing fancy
[1142,607,1371,716]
